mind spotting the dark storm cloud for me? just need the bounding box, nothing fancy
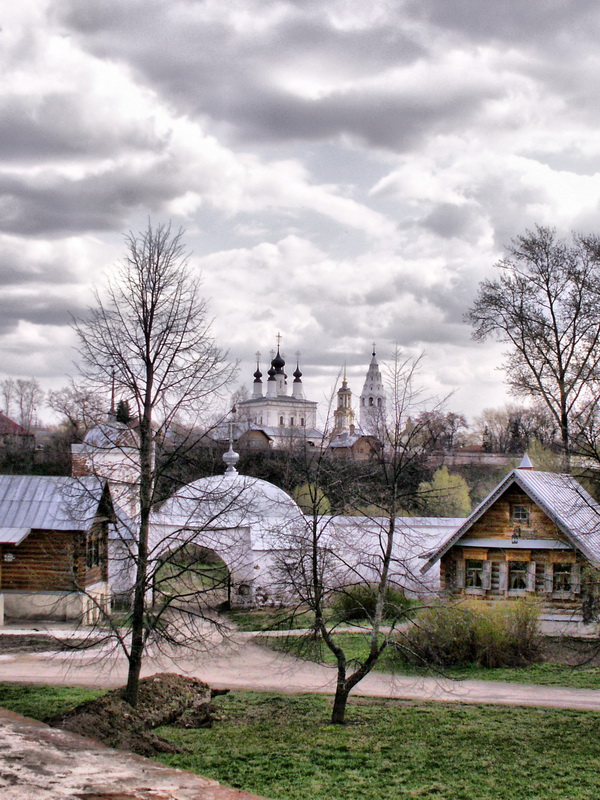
[0,94,166,162]
[406,0,600,46]
[0,160,186,236]
[209,83,494,150]
[55,0,496,150]
[0,247,75,286]
[57,0,425,78]
[421,203,475,239]
[0,295,84,335]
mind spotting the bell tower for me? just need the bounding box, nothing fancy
[360,345,386,434]
[333,370,355,435]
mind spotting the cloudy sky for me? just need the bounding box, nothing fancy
[3,0,600,424]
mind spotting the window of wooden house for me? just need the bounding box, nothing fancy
[465,560,484,588]
[512,505,530,525]
[86,531,101,568]
[508,561,528,590]
[553,563,572,593]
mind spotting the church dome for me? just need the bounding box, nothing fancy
[81,419,139,451]
[271,347,285,372]
[156,471,301,530]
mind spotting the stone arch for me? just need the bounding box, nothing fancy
[154,541,232,609]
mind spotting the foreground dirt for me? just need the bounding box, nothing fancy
[47,672,225,756]
[0,706,266,800]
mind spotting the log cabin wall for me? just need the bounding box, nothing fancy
[0,519,109,592]
[0,530,79,591]
[440,486,585,607]
[465,487,564,542]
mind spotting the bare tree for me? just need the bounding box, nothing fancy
[1,377,44,430]
[273,352,442,724]
[73,221,235,706]
[474,402,558,454]
[1,377,16,417]
[47,380,107,441]
[467,226,600,468]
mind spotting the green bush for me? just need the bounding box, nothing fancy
[330,584,413,623]
[398,599,541,668]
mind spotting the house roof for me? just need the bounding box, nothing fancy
[421,467,600,572]
[0,411,29,436]
[329,431,361,448]
[329,431,378,449]
[0,475,108,535]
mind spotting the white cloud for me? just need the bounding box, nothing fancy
[0,0,599,430]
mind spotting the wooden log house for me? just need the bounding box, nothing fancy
[0,475,113,624]
[422,456,600,619]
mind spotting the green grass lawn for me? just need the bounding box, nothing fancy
[226,606,317,631]
[2,683,600,800]
[0,682,103,719]
[158,693,600,800]
[259,631,600,690]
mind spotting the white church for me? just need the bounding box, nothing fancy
[229,340,388,452]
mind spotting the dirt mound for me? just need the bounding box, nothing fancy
[47,673,227,756]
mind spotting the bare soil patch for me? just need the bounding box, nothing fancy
[539,637,600,666]
[47,673,227,756]
[0,634,91,653]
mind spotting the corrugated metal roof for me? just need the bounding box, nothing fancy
[0,475,107,533]
[422,468,600,572]
[0,527,31,544]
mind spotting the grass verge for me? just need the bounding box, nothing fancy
[0,682,103,719]
[259,631,600,689]
[2,683,600,799]
[160,692,600,800]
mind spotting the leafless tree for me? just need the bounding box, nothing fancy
[47,380,107,441]
[1,377,16,417]
[73,221,236,706]
[467,226,600,469]
[1,377,44,430]
[272,352,443,724]
[18,378,45,431]
[474,402,558,454]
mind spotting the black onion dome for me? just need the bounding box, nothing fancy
[253,367,263,382]
[267,365,276,380]
[272,347,285,372]
[293,365,302,382]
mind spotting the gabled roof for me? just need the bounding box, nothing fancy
[0,475,109,537]
[421,467,600,572]
[0,411,29,436]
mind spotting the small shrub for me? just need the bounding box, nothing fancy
[331,584,413,623]
[398,599,541,668]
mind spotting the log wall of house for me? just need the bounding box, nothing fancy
[0,531,79,591]
[466,487,565,542]
[439,486,586,607]
[0,520,108,592]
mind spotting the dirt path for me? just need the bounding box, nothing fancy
[2,633,600,712]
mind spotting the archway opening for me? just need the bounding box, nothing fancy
[154,543,231,610]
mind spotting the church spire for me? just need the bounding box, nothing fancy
[360,345,386,434]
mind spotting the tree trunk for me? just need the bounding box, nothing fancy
[124,406,154,708]
[331,684,350,725]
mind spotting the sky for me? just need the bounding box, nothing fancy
[3,0,600,425]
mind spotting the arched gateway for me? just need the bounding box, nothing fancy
[149,449,303,606]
